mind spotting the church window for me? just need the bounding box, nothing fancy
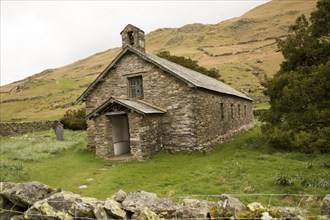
[238,104,241,119]
[220,103,224,119]
[128,76,143,98]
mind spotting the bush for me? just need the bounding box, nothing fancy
[60,108,87,130]
[274,174,294,186]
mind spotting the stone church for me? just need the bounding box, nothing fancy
[77,24,253,160]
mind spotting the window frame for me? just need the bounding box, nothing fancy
[128,76,144,99]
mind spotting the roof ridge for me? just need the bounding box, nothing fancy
[78,46,252,102]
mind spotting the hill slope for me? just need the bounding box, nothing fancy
[0,0,317,121]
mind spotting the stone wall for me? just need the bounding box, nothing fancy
[130,114,165,160]
[0,121,57,136]
[1,181,329,219]
[194,89,254,150]
[93,116,113,158]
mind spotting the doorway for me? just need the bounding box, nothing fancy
[110,114,130,155]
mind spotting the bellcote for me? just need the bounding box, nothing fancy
[120,24,145,52]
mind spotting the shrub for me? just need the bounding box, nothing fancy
[60,108,87,130]
[274,174,294,186]
[301,178,329,189]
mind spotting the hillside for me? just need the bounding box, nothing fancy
[0,0,317,122]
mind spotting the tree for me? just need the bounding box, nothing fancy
[261,0,330,153]
[157,51,221,79]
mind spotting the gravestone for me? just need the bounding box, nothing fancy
[52,121,64,141]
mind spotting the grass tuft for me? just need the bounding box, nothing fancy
[321,160,330,168]
[0,160,27,182]
[301,178,330,189]
[274,174,294,186]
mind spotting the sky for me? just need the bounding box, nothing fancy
[0,0,269,86]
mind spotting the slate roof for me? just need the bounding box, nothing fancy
[86,97,166,119]
[77,46,252,102]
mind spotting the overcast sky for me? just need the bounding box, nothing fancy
[1,0,269,86]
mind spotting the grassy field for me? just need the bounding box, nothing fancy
[1,127,329,212]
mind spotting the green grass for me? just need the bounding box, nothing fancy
[254,102,270,110]
[0,130,87,181]
[1,127,329,213]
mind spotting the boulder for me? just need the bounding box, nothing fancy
[261,212,273,220]
[173,198,219,219]
[0,183,24,219]
[122,191,158,213]
[0,181,55,209]
[269,206,310,219]
[104,198,127,219]
[321,194,330,216]
[24,191,107,220]
[247,202,265,212]
[218,194,246,217]
[132,207,159,220]
[0,182,18,192]
[75,196,107,220]
[0,193,9,210]
[112,189,127,203]
[173,205,195,219]
[0,201,25,220]
[151,197,179,218]
[8,215,24,220]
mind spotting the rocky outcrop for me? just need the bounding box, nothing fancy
[0,181,329,219]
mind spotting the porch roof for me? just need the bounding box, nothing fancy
[86,97,166,119]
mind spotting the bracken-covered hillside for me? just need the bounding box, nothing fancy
[0,0,317,121]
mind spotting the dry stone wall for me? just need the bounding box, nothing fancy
[1,181,329,219]
[0,121,57,136]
